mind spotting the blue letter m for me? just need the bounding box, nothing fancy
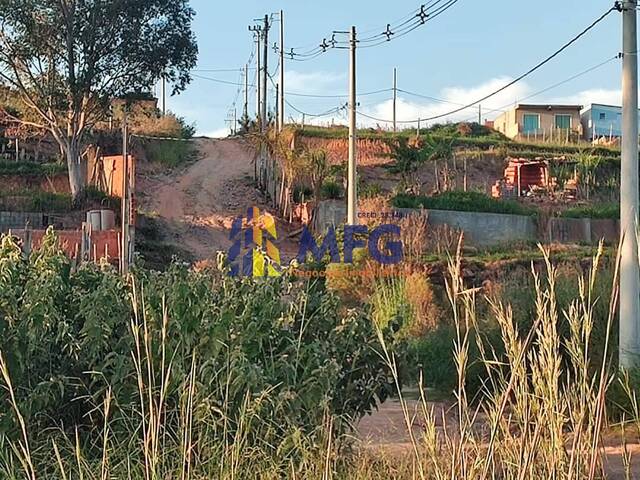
[297,226,341,264]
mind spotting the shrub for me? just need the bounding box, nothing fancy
[560,203,619,219]
[0,231,396,476]
[392,190,536,216]
[320,180,342,200]
[0,161,66,177]
[293,185,313,202]
[360,181,383,199]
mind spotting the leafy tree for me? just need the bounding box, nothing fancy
[386,137,429,189]
[423,135,456,192]
[0,0,198,200]
[302,148,329,201]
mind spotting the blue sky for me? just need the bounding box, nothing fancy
[166,0,624,137]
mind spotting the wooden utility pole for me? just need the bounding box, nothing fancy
[233,107,237,135]
[347,26,357,225]
[120,111,129,275]
[275,83,279,131]
[261,15,270,130]
[244,63,249,121]
[161,75,166,115]
[392,67,397,133]
[249,26,262,123]
[279,10,285,132]
[620,0,640,369]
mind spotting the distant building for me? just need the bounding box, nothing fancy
[580,103,640,140]
[493,104,583,141]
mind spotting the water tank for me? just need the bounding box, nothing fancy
[100,210,116,230]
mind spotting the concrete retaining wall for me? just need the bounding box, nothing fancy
[547,217,618,244]
[312,200,618,247]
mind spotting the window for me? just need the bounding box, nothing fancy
[599,112,606,120]
[522,114,540,133]
[555,114,572,129]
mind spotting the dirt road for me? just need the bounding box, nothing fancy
[139,138,296,262]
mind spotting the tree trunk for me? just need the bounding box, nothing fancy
[65,142,85,202]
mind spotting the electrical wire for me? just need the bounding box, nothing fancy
[355,5,619,124]
[277,0,459,62]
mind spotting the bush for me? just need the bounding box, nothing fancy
[321,180,342,200]
[0,231,395,476]
[392,190,536,216]
[360,181,383,199]
[560,203,619,219]
[0,161,66,177]
[293,185,313,202]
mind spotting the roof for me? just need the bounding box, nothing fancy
[581,103,622,110]
[515,103,582,111]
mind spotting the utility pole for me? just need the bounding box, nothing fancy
[620,0,640,369]
[347,26,357,225]
[120,111,129,275]
[478,104,482,125]
[233,107,237,135]
[279,9,285,132]
[262,14,270,130]
[161,75,166,116]
[275,83,279,131]
[244,63,249,121]
[392,67,397,133]
[249,26,262,123]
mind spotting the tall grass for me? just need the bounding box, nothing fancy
[1,231,639,478]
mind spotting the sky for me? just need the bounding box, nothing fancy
[164,0,625,137]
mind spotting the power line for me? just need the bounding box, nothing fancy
[355,5,619,124]
[277,0,459,62]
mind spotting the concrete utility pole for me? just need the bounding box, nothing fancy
[120,111,130,275]
[262,14,269,130]
[478,104,482,124]
[620,0,640,369]
[279,10,285,132]
[393,67,397,133]
[347,26,357,225]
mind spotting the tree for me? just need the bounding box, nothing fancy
[386,137,429,190]
[302,148,328,202]
[423,135,456,192]
[0,0,198,200]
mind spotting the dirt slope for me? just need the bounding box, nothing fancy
[138,138,297,262]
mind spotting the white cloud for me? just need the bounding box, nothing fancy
[548,88,621,108]
[359,77,532,128]
[285,70,345,94]
[285,77,621,131]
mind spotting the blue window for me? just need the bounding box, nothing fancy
[555,114,571,129]
[522,114,539,133]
